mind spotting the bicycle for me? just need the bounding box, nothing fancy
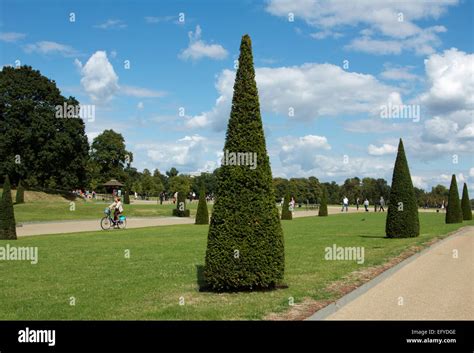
[101,208,127,230]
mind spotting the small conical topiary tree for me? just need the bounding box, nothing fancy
[281,193,292,220]
[0,175,17,240]
[123,189,130,205]
[195,185,209,225]
[318,187,328,217]
[461,183,472,221]
[172,192,190,217]
[15,179,25,204]
[386,139,419,238]
[446,175,463,224]
[204,35,285,291]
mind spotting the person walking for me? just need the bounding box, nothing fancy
[364,198,369,212]
[356,197,360,211]
[379,196,385,212]
[341,196,349,212]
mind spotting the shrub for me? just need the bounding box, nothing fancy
[281,193,292,220]
[15,179,25,204]
[123,190,130,205]
[0,175,17,240]
[204,35,285,291]
[318,187,328,217]
[461,183,472,221]
[172,192,190,217]
[385,139,419,238]
[446,174,463,224]
[195,186,209,225]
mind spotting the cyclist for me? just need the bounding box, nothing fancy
[108,197,124,224]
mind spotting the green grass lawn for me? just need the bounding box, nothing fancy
[0,212,471,320]
[13,200,201,223]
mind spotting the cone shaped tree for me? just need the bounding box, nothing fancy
[195,185,209,225]
[461,183,472,221]
[0,175,17,240]
[281,193,292,220]
[123,190,130,205]
[173,192,190,217]
[385,139,419,238]
[15,179,25,204]
[446,175,463,223]
[204,35,285,291]
[318,187,328,217]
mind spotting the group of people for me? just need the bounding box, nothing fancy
[72,189,96,199]
[343,196,385,212]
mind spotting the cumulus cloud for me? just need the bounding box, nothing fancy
[24,41,79,57]
[420,48,474,114]
[266,0,456,55]
[78,51,119,103]
[120,85,165,98]
[135,135,218,172]
[367,143,397,156]
[380,65,419,81]
[179,25,228,61]
[186,63,401,131]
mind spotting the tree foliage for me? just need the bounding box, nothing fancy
[0,175,17,240]
[446,174,463,224]
[204,35,285,291]
[0,66,89,189]
[385,139,419,238]
[195,185,209,224]
[461,183,472,221]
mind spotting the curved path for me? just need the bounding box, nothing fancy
[308,226,474,320]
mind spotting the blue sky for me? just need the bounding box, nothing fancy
[1,0,473,193]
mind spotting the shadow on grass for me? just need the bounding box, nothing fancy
[196,264,288,293]
[359,235,389,239]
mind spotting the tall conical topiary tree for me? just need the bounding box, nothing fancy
[15,179,25,204]
[386,139,419,238]
[461,183,472,221]
[123,189,130,205]
[281,193,292,220]
[204,35,285,291]
[195,185,209,225]
[172,192,190,217]
[446,175,463,224]
[318,186,328,217]
[0,175,17,240]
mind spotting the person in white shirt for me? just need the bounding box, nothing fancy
[109,197,124,223]
[363,198,369,212]
[341,196,349,212]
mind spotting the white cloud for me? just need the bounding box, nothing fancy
[469,168,474,178]
[137,102,144,110]
[411,176,428,189]
[79,51,119,103]
[24,41,78,57]
[310,30,343,40]
[266,0,456,55]
[136,135,217,172]
[186,63,401,131]
[380,65,419,81]
[0,32,26,42]
[368,143,397,156]
[94,19,127,30]
[179,25,228,61]
[420,48,474,115]
[345,26,446,56]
